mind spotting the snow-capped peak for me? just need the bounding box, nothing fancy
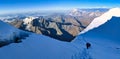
[69,8,82,16]
[23,16,35,24]
[80,8,120,34]
[71,8,79,12]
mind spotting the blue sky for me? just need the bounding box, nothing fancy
[1,0,120,14]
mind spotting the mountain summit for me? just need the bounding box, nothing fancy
[80,8,120,34]
[73,8,120,59]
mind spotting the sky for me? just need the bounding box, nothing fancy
[0,0,120,14]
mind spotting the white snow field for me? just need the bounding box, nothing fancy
[0,8,120,59]
[73,8,120,59]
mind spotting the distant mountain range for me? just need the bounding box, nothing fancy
[69,8,109,16]
[0,8,109,42]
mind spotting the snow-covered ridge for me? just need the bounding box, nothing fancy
[0,20,29,47]
[80,8,120,34]
[23,16,37,31]
[23,16,36,24]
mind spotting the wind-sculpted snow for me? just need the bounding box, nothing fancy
[80,8,120,34]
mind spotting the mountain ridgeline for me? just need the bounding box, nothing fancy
[8,8,108,42]
[10,16,85,42]
[72,8,120,59]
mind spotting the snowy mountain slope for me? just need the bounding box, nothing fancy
[73,8,120,59]
[0,20,29,47]
[80,8,120,34]
[23,16,35,24]
[0,20,90,59]
[0,20,18,41]
[0,33,90,59]
[23,16,36,31]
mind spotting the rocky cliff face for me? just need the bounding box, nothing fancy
[9,15,95,42]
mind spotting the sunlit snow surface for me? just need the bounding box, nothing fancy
[73,8,120,59]
[80,8,120,34]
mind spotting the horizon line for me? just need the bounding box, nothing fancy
[0,7,114,15]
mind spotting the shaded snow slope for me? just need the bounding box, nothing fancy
[0,34,91,59]
[73,16,120,58]
[0,20,19,41]
[0,20,29,47]
[72,8,120,59]
[80,8,120,34]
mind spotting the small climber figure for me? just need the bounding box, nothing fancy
[86,42,91,49]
